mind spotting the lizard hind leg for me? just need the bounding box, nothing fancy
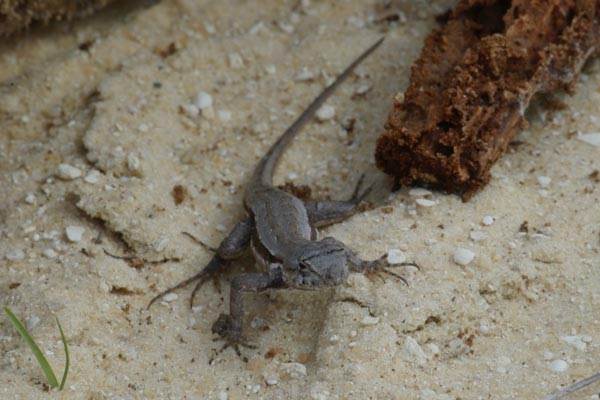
[181,231,217,252]
[147,255,224,309]
[147,217,254,309]
[304,174,374,229]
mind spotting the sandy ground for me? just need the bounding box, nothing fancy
[1,1,600,399]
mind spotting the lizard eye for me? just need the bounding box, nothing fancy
[299,261,311,270]
[299,260,325,279]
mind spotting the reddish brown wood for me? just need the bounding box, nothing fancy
[376,0,600,200]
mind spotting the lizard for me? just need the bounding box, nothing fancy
[148,37,416,351]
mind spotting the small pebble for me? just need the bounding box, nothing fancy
[408,188,432,197]
[329,334,339,343]
[278,362,307,379]
[469,230,486,241]
[537,176,551,187]
[194,92,213,110]
[153,236,169,252]
[316,105,335,121]
[543,350,554,360]
[163,293,178,303]
[218,110,232,122]
[278,20,294,34]
[453,248,475,266]
[42,248,58,258]
[99,281,110,292]
[561,335,587,351]
[426,343,440,356]
[26,315,40,331]
[348,15,365,27]
[549,359,569,372]
[479,324,490,334]
[482,215,495,225]
[204,23,216,34]
[217,391,228,400]
[25,193,36,204]
[415,198,436,207]
[425,238,437,246]
[127,153,140,171]
[387,249,407,264]
[418,389,451,400]
[265,379,278,386]
[360,316,379,326]
[354,84,371,96]
[577,132,600,147]
[215,224,228,233]
[349,330,357,338]
[295,67,315,81]
[265,64,276,74]
[402,336,427,365]
[56,163,82,180]
[6,249,25,260]
[65,226,85,242]
[228,52,244,69]
[181,103,199,116]
[84,169,100,184]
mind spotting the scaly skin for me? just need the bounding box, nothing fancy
[149,37,417,355]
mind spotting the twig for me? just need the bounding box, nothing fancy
[544,372,600,400]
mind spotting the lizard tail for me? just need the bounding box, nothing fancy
[248,37,385,190]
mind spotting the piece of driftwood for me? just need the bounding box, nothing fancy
[0,0,117,36]
[375,0,600,200]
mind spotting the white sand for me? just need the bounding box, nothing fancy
[1,1,599,398]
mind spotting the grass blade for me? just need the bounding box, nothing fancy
[55,317,69,390]
[3,306,59,388]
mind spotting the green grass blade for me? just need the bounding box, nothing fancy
[3,306,59,388]
[55,317,69,390]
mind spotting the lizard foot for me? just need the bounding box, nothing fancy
[349,174,373,204]
[210,313,256,361]
[147,255,224,309]
[364,254,420,286]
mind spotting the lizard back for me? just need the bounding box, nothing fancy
[243,38,384,260]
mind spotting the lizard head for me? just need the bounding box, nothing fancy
[282,237,350,288]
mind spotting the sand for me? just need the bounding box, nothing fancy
[1,1,599,399]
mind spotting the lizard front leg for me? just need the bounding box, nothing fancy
[212,269,285,349]
[346,249,418,286]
